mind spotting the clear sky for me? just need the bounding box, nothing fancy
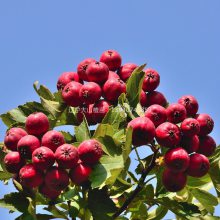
[0,0,220,219]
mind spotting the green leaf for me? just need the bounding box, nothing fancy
[60,131,75,143]
[33,81,55,100]
[75,117,91,142]
[122,127,132,163]
[187,174,211,188]
[147,206,168,220]
[44,205,68,219]
[0,147,13,181]
[93,124,114,138]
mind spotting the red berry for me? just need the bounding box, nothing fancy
[198,135,216,157]
[108,71,120,80]
[32,147,55,171]
[92,100,110,123]
[100,50,122,71]
[78,139,103,165]
[180,118,200,137]
[77,58,96,81]
[147,91,167,107]
[142,69,160,92]
[55,144,79,169]
[166,103,187,124]
[39,184,61,200]
[180,135,199,153]
[127,117,155,146]
[178,95,199,116]
[196,114,214,136]
[77,104,96,125]
[4,152,25,173]
[140,90,148,108]
[25,112,49,136]
[118,63,138,82]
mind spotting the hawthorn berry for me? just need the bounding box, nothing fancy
[4,152,25,173]
[178,95,199,116]
[142,68,160,92]
[77,58,96,81]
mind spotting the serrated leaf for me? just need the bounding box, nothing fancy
[93,124,114,138]
[147,205,168,220]
[44,205,68,219]
[74,117,91,142]
[60,131,75,143]
[122,127,132,162]
[187,174,211,188]
[33,81,55,100]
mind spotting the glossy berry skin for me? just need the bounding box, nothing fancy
[147,91,167,107]
[108,71,120,80]
[19,164,43,188]
[196,114,214,136]
[180,118,200,137]
[77,58,96,81]
[55,144,79,169]
[166,103,187,124]
[17,135,41,159]
[39,184,61,200]
[118,63,138,82]
[45,167,69,191]
[164,147,190,172]
[4,152,25,173]
[162,169,187,192]
[103,78,126,102]
[78,139,103,165]
[198,135,216,157]
[144,104,167,127]
[155,122,180,147]
[4,128,27,151]
[77,104,96,125]
[57,72,82,90]
[92,100,110,123]
[142,69,160,92]
[178,95,199,116]
[25,112,49,136]
[100,50,122,71]
[86,61,109,84]
[180,135,199,153]
[140,90,148,107]
[62,81,83,107]
[187,153,210,177]
[32,147,55,171]
[69,163,92,185]
[127,117,156,147]
[41,130,65,152]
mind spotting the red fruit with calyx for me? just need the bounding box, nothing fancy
[25,112,49,136]
[79,82,102,104]
[100,50,122,71]
[178,95,199,116]
[32,147,55,171]
[187,153,210,177]
[103,78,126,102]
[164,147,190,172]
[77,58,96,81]
[77,104,96,125]
[39,184,61,200]
[195,114,214,136]
[62,81,83,107]
[180,118,200,137]
[147,91,167,107]
[86,61,109,84]
[155,122,180,147]
[180,135,199,153]
[17,135,41,159]
[41,130,65,152]
[69,163,92,185]
[198,135,216,157]
[78,139,103,165]
[92,100,110,123]
[4,127,27,151]
[19,164,43,188]
[166,103,187,124]
[118,63,138,82]
[144,104,167,127]
[108,71,120,80]
[142,68,160,92]
[127,117,155,147]
[57,72,82,90]
[140,90,148,107]
[45,167,69,191]
[55,144,79,169]
[4,152,25,173]
[162,169,187,192]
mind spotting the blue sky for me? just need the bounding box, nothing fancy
[0,0,220,219]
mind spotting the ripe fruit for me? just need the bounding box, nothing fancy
[78,139,103,165]
[187,153,210,177]
[55,144,79,169]
[155,122,180,147]
[108,71,120,80]
[118,63,138,81]
[127,117,156,146]
[180,118,200,137]
[79,82,102,104]
[166,103,187,124]
[142,68,160,92]
[41,130,65,152]
[77,104,96,125]
[19,164,43,188]
[178,95,199,116]
[144,104,167,127]
[62,81,83,107]
[69,163,92,185]
[25,112,49,136]
[92,100,110,123]
[198,135,216,157]
[45,167,69,191]
[77,58,96,81]
[140,90,148,107]
[162,169,187,192]
[57,72,82,90]
[100,50,122,71]
[147,91,167,107]
[196,114,214,136]
[4,152,25,173]
[39,184,61,200]
[164,147,190,172]
[103,78,126,102]
[180,135,199,153]
[4,127,27,151]
[17,135,41,159]
[86,61,109,84]
[32,147,55,170]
